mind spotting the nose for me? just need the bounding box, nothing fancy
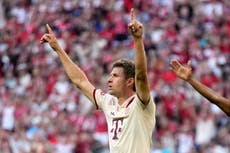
[107,75,112,83]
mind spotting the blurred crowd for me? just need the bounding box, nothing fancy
[0,0,229,153]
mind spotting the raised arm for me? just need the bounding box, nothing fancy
[128,9,151,105]
[170,60,230,116]
[40,24,96,104]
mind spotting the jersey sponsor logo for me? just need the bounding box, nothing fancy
[110,118,124,140]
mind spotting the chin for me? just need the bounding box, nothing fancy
[108,90,113,95]
[108,90,115,96]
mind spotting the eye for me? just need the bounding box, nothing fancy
[110,73,117,77]
[113,74,119,77]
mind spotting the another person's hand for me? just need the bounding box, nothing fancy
[40,24,60,51]
[170,60,192,81]
[128,8,143,39]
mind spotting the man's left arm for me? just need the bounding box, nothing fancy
[128,8,151,105]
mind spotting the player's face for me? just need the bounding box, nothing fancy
[107,67,127,97]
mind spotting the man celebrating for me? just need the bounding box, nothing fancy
[41,8,156,153]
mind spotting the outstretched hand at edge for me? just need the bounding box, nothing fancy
[170,60,192,81]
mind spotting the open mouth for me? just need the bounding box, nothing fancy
[108,85,112,90]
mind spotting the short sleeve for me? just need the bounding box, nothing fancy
[93,89,113,111]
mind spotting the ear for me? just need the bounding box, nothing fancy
[126,78,135,88]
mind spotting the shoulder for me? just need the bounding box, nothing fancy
[135,94,155,110]
[94,89,117,109]
[94,89,114,100]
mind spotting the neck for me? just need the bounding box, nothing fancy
[117,91,135,105]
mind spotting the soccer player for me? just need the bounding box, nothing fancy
[40,8,156,153]
[170,60,230,116]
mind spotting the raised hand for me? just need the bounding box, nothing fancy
[40,24,60,51]
[170,60,192,81]
[128,8,143,39]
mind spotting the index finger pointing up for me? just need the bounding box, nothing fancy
[130,8,135,22]
[46,24,54,34]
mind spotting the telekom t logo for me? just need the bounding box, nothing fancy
[110,118,124,140]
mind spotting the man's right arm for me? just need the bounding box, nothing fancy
[41,24,96,104]
[54,44,96,103]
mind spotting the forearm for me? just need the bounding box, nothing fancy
[41,24,93,98]
[55,45,89,88]
[188,77,230,116]
[134,37,150,103]
[134,38,147,76]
